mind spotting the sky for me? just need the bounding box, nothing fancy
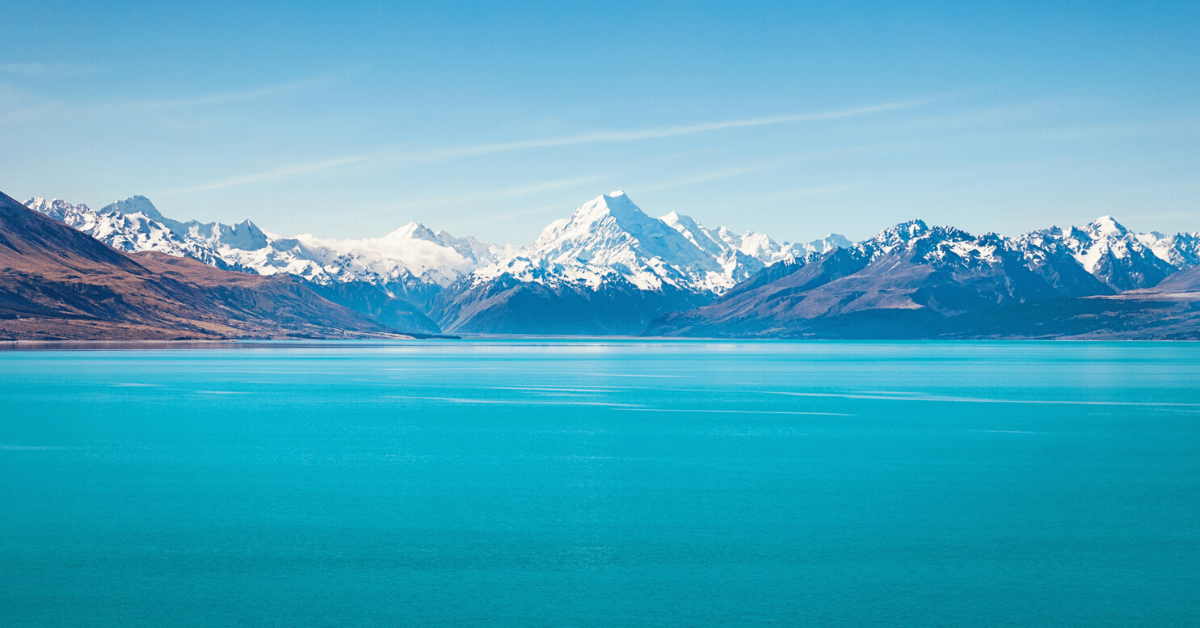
[2,1,1198,244]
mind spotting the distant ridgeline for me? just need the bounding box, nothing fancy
[12,190,1200,340]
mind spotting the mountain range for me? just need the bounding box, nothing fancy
[23,191,845,335]
[1,192,408,341]
[14,189,1200,340]
[646,216,1200,339]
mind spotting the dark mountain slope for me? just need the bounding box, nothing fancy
[935,294,1200,340]
[1144,264,1200,293]
[303,280,442,335]
[434,272,710,335]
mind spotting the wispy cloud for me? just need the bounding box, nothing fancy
[1025,119,1200,142]
[122,72,351,110]
[163,97,935,195]
[378,175,605,212]
[0,62,105,77]
[625,141,913,197]
[0,69,358,125]
[453,202,575,230]
[154,155,369,196]
[636,165,774,193]
[392,97,934,164]
[758,184,858,199]
[292,176,605,236]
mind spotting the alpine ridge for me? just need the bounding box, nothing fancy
[25,191,842,334]
[645,216,1200,339]
[19,190,1200,338]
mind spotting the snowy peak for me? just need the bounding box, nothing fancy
[530,192,691,263]
[489,192,733,293]
[24,197,90,223]
[1086,215,1128,238]
[1020,216,1183,291]
[1045,215,1131,248]
[730,230,779,259]
[661,210,733,259]
[863,219,928,253]
[197,219,269,251]
[385,221,440,242]
[661,208,849,265]
[1143,231,1200,269]
[849,220,1020,272]
[379,221,521,274]
[1067,215,1176,280]
[484,192,855,295]
[90,195,268,251]
[864,219,972,256]
[101,195,165,222]
[877,219,930,242]
[542,191,652,240]
[593,190,644,225]
[803,234,853,254]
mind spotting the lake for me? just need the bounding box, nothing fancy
[1,340,1198,627]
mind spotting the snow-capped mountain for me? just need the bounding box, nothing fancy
[23,195,526,333]
[663,209,849,273]
[274,223,521,287]
[844,216,1200,297]
[25,190,848,335]
[461,191,847,294]
[24,197,232,267]
[1018,216,1183,291]
[433,191,853,333]
[23,198,93,224]
[470,191,737,293]
[867,219,1114,302]
[1143,231,1200,270]
[22,191,1198,336]
[646,215,1200,338]
[23,195,516,288]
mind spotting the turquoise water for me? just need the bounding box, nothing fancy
[1,340,1198,627]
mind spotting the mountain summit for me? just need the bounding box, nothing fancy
[431,192,852,333]
[525,191,729,291]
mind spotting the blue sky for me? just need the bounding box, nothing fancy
[2,1,1197,243]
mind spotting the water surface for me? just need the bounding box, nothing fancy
[2,340,1198,626]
